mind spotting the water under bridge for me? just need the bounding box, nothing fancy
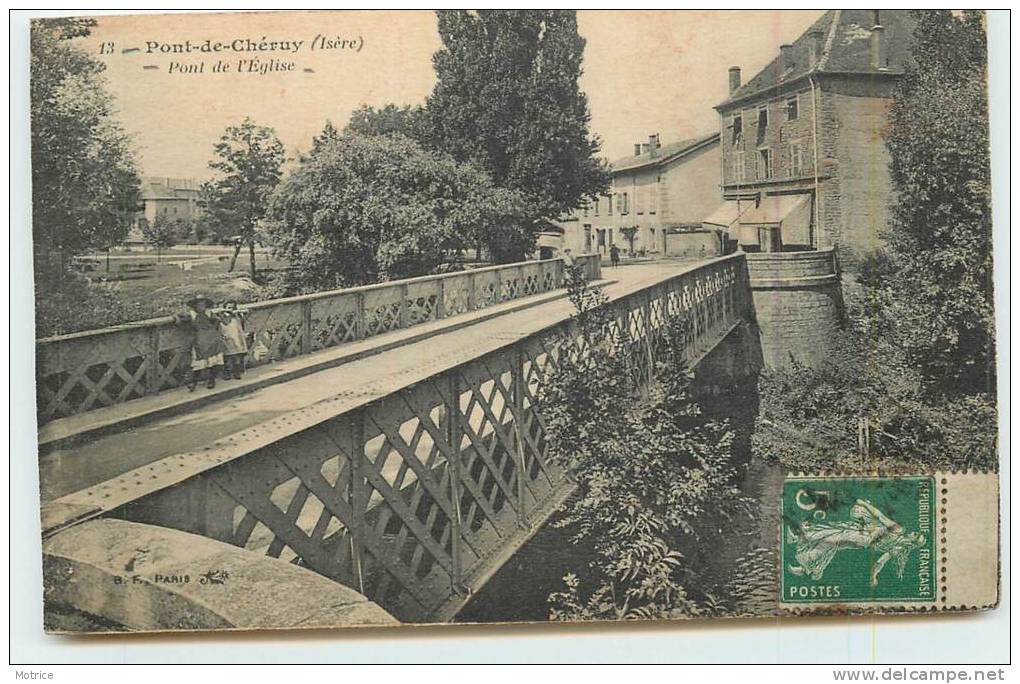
[37,251,799,630]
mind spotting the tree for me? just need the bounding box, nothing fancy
[30,18,141,285]
[199,118,286,277]
[540,273,737,620]
[421,10,610,262]
[344,103,423,138]
[306,120,341,160]
[141,213,188,261]
[265,133,526,292]
[883,10,993,395]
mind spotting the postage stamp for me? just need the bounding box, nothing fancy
[780,476,937,605]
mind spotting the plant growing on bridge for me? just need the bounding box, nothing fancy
[541,269,738,621]
[200,118,286,278]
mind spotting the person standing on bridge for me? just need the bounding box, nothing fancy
[177,294,225,391]
[218,301,249,381]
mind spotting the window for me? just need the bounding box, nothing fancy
[756,105,769,144]
[786,95,799,121]
[789,141,804,177]
[636,186,645,215]
[594,198,600,216]
[732,150,746,182]
[617,192,629,214]
[757,149,773,180]
[649,183,658,215]
[731,113,743,144]
[607,193,614,216]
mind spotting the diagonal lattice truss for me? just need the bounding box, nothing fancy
[36,258,583,424]
[109,257,746,623]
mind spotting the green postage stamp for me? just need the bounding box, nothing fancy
[781,476,937,605]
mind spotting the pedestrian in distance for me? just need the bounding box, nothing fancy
[562,248,582,289]
[218,300,249,381]
[609,243,620,268]
[176,294,225,391]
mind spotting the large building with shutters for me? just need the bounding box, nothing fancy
[709,9,916,255]
[552,131,721,258]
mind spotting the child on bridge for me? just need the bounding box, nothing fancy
[218,301,249,380]
[176,294,225,391]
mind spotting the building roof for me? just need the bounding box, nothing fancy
[610,132,720,174]
[717,9,917,110]
[140,177,201,201]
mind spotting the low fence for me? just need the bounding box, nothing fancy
[36,255,601,424]
[102,253,751,622]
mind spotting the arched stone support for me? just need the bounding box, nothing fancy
[43,519,397,633]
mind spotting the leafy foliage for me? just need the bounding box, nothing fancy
[421,10,610,262]
[199,118,286,276]
[306,120,341,160]
[619,226,638,255]
[265,133,527,292]
[754,270,998,473]
[541,269,739,620]
[141,213,190,256]
[345,103,424,138]
[30,18,141,288]
[883,10,994,395]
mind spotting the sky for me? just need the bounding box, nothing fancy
[78,10,822,179]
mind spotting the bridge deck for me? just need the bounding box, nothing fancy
[40,261,701,514]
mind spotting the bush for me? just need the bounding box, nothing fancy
[754,268,998,473]
[35,272,144,337]
[540,267,740,620]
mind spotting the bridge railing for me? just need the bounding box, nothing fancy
[110,253,750,623]
[35,254,602,424]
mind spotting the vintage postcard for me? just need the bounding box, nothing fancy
[30,9,999,634]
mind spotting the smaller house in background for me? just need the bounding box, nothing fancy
[553,131,722,259]
[129,177,204,243]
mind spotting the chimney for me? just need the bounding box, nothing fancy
[728,66,741,94]
[870,19,887,70]
[779,44,793,72]
[808,30,824,67]
[648,133,660,157]
[634,143,642,157]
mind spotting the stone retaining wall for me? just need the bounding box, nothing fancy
[746,249,842,368]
